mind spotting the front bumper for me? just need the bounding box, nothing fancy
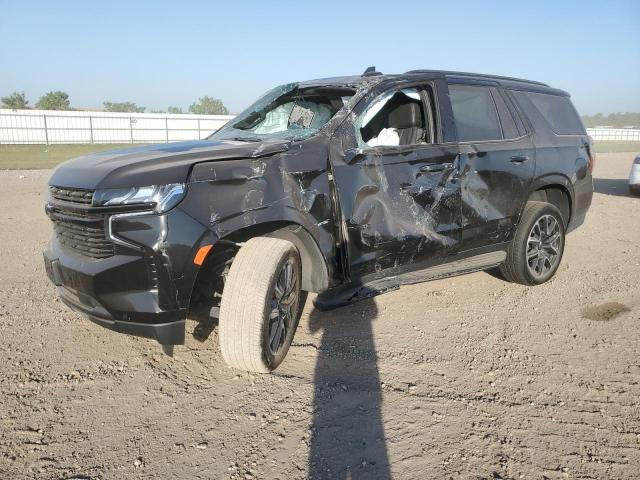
[44,206,216,345]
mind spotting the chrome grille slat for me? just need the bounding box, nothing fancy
[49,186,94,204]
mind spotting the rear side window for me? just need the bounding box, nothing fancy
[489,87,520,139]
[518,91,585,135]
[449,84,502,142]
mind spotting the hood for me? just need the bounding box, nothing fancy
[48,139,291,190]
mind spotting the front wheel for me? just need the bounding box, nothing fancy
[500,201,566,285]
[219,237,305,373]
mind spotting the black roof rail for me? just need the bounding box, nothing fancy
[405,69,549,87]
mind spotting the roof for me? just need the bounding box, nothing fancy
[298,70,567,96]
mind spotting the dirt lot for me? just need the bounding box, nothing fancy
[1,153,639,480]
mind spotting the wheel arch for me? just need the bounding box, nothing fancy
[523,174,574,228]
[219,221,330,293]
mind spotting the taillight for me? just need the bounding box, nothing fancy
[586,136,596,174]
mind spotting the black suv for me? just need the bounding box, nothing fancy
[44,68,594,372]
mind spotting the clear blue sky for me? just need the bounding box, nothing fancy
[1,0,638,115]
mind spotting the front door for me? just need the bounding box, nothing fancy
[330,84,462,281]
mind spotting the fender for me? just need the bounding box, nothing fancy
[214,220,331,293]
[263,224,330,292]
[520,173,574,226]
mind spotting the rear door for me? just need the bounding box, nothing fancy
[448,81,536,251]
[329,81,462,280]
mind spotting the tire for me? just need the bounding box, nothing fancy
[500,201,566,286]
[219,237,305,373]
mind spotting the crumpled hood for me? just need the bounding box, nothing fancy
[48,139,291,190]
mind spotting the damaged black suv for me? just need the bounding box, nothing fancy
[44,68,593,372]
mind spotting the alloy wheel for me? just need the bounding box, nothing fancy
[526,214,562,278]
[267,259,298,355]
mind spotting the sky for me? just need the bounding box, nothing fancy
[1,0,639,115]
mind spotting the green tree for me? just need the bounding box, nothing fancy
[36,91,70,110]
[103,101,145,113]
[188,96,229,115]
[167,106,183,114]
[1,91,29,109]
[581,112,640,128]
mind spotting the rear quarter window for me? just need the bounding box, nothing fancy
[516,91,585,135]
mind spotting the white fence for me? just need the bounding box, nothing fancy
[0,109,235,144]
[586,128,640,142]
[1,109,638,144]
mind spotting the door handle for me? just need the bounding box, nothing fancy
[510,155,530,164]
[420,163,453,172]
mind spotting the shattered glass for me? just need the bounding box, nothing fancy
[210,83,355,142]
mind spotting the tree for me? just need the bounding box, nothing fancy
[167,106,183,114]
[36,91,70,110]
[103,101,145,113]
[189,96,229,115]
[1,92,28,109]
[581,112,640,128]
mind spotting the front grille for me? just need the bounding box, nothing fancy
[53,219,114,259]
[49,186,94,205]
[49,186,115,259]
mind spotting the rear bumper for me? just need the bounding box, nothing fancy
[568,175,594,233]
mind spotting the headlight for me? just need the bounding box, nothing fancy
[92,184,186,213]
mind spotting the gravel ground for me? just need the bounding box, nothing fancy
[0,153,639,480]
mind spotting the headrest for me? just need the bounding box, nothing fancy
[388,102,422,129]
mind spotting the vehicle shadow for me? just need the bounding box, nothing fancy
[307,298,391,479]
[593,177,633,197]
[187,303,218,341]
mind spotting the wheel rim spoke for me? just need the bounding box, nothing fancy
[274,271,286,300]
[526,213,562,278]
[267,258,299,356]
[269,319,285,352]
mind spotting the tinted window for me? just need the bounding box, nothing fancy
[449,84,502,142]
[502,90,528,136]
[522,92,584,135]
[490,87,519,139]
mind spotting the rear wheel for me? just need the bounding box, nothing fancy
[500,201,565,285]
[219,237,305,373]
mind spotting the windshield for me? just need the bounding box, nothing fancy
[209,83,356,142]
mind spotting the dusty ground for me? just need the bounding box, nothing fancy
[1,153,639,480]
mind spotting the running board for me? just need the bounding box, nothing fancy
[314,251,506,311]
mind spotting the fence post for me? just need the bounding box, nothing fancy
[129,117,134,143]
[165,117,169,143]
[197,118,201,140]
[43,114,49,145]
[89,116,94,144]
